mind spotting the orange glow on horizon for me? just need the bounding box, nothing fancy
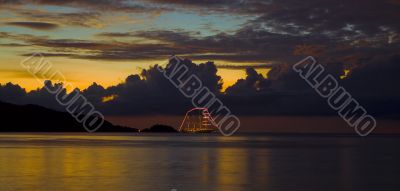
[340,69,350,79]
[102,94,118,103]
[0,55,268,93]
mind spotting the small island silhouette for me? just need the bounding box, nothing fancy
[140,124,178,133]
[0,101,177,133]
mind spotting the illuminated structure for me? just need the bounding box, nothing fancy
[179,108,217,133]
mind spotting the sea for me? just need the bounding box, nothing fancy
[0,133,399,191]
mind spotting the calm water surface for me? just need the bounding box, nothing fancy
[0,133,400,191]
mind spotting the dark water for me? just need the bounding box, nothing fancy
[0,133,399,191]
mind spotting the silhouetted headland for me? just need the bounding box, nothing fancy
[140,124,178,133]
[0,101,138,132]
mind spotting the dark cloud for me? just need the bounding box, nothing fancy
[0,43,29,47]
[253,0,400,36]
[0,0,168,13]
[144,0,274,15]
[0,57,222,115]
[3,2,398,65]
[130,28,314,63]
[0,83,26,102]
[225,68,268,94]
[4,21,59,30]
[96,32,135,38]
[0,31,192,60]
[16,11,103,28]
[223,54,400,117]
[91,29,305,63]
[20,53,74,57]
[1,56,400,118]
[139,0,399,65]
[0,0,267,15]
[343,55,400,98]
[98,58,223,115]
[0,81,66,110]
[144,0,399,38]
[0,1,167,31]
[217,63,275,70]
[31,39,107,49]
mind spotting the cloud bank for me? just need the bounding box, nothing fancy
[1,55,399,118]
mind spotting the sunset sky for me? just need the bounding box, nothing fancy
[0,0,271,91]
[1,0,399,132]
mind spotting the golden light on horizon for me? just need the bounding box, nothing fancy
[0,53,269,93]
[102,94,118,103]
[340,69,350,79]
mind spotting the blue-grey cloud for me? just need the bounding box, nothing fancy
[4,22,59,30]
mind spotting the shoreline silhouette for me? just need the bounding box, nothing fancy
[0,101,178,133]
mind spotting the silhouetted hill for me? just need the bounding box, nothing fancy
[0,101,138,132]
[141,124,178,133]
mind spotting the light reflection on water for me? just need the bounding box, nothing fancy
[0,133,400,191]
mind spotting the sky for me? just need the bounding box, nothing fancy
[0,0,260,90]
[0,0,400,132]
